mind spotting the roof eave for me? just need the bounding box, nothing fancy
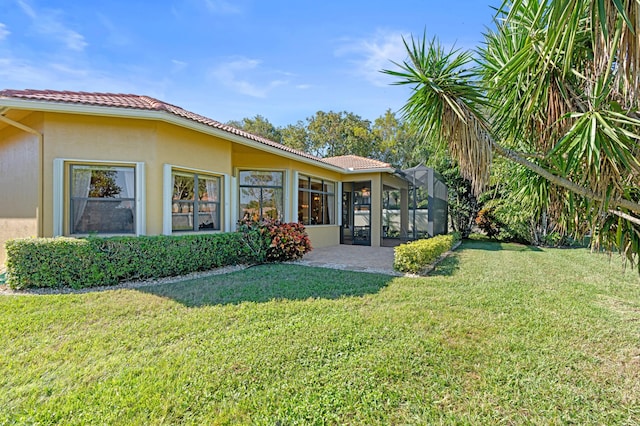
[343,167,396,174]
[0,98,346,174]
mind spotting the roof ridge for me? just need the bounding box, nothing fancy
[323,154,391,166]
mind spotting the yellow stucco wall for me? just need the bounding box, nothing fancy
[41,113,156,236]
[0,113,42,266]
[35,112,344,248]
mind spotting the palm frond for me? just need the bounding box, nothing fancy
[383,36,492,195]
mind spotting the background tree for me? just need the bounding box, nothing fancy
[305,111,378,158]
[89,170,121,198]
[384,0,640,269]
[280,121,310,152]
[372,109,422,167]
[227,115,282,142]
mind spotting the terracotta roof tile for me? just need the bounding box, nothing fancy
[0,89,398,174]
[0,89,328,164]
[322,155,393,170]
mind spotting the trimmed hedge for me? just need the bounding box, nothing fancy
[393,233,460,274]
[5,233,251,290]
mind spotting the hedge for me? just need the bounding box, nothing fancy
[5,233,252,290]
[393,233,460,274]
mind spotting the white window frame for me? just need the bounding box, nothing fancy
[163,164,230,235]
[236,168,287,222]
[53,158,145,237]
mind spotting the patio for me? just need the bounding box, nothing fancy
[293,245,402,276]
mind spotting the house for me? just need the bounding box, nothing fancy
[0,89,413,266]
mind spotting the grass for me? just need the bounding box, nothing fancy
[1,240,639,424]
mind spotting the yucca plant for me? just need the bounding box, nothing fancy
[384,0,640,270]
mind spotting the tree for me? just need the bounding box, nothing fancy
[280,121,310,152]
[384,0,640,269]
[89,170,121,198]
[227,115,282,142]
[372,109,422,167]
[306,111,378,158]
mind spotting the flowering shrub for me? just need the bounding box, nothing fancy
[238,218,312,263]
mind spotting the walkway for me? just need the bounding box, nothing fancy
[293,245,402,276]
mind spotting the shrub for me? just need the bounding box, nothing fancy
[5,237,109,289]
[5,233,251,290]
[237,218,312,263]
[393,233,459,274]
[475,208,501,238]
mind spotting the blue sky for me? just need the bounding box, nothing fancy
[0,0,500,127]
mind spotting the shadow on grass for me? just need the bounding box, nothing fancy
[461,240,544,252]
[428,254,461,277]
[137,264,394,307]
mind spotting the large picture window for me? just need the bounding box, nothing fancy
[239,170,284,221]
[298,175,335,225]
[70,164,136,234]
[172,171,221,232]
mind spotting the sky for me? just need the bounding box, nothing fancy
[0,0,500,127]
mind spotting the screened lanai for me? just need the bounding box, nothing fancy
[381,163,448,244]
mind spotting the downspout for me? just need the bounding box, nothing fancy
[0,112,45,237]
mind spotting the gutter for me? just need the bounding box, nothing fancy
[0,112,45,237]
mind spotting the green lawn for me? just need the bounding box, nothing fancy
[1,241,639,425]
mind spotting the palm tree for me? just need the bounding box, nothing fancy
[384,0,640,268]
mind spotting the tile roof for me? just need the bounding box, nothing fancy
[322,155,393,170]
[0,89,327,164]
[0,89,397,173]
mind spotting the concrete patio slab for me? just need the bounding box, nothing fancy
[292,245,402,276]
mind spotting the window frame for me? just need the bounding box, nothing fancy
[171,170,221,233]
[238,169,285,222]
[53,159,146,237]
[297,174,336,226]
[162,164,228,235]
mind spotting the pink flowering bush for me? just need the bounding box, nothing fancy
[238,218,312,263]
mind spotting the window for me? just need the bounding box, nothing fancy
[70,164,136,234]
[172,171,221,232]
[298,175,335,225]
[239,170,284,221]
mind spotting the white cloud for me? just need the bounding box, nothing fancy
[0,56,158,95]
[210,58,287,98]
[17,0,88,51]
[336,29,409,87]
[171,59,188,73]
[16,0,36,18]
[0,23,10,41]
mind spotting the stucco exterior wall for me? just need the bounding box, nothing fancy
[304,226,340,248]
[0,113,41,266]
[35,112,344,248]
[42,113,156,236]
[0,110,399,258]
